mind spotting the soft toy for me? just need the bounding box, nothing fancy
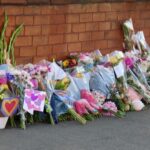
[80,89,100,110]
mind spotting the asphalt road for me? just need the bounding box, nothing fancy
[1,109,150,150]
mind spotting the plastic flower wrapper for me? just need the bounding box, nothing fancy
[72,72,91,91]
[66,74,80,100]
[78,53,94,71]
[44,66,86,125]
[134,31,150,58]
[90,49,102,64]
[50,91,86,124]
[125,86,144,111]
[127,68,150,103]
[111,59,131,113]
[7,68,33,129]
[122,18,135,51]
[131,62,150,90]
[90,65,115,97]
[74,99,97,121]
[91,90,106,105]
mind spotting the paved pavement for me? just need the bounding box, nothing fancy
[1,109,150,150]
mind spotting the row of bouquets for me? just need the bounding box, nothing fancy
[0,18,150,129]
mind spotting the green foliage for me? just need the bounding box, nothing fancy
[0,12,23,66]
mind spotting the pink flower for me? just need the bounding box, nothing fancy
[102,101,118,116]
[0,77,7,84]
[74,99,96,115]
[124,57,134,69]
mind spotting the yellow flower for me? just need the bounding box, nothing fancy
[63,60,69,68]
[1,84,8,90]
[109,56,118,64]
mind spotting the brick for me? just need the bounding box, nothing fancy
[27,0,50,4]
[1,0,26,4]
[55,6,69,14]
[125,3,136,11]
[68,4,86,13]
[92,31,104,40]
[117,12,130,21]
[56,24,71,34]
[8,16,16,26]
[93,13,105,21]
[15,36,32,46]
[98,3,111,12]
[136,2,147,10]
[6,26,24,37]
[41,6,56,15]
[16,16,33,25]
[99,22,111,30]
[111,3,126,12]
[94,40,108,50]
[107,40,123,49]
[20,46,36,57]
[16,57,33,65]
[65,33,79,43]
[42,25,57,35]
[33,36,48,45]
[101,49,111,55]
[14,47,20,57]
[111,22,121,30]
[81,41,95,51]
[79,32,91,41]
[142,29,150,37]
[33,56,49,64]
[25,26,41,36]
[86,23,99,31]
[6,26,15,37]
[85,4,98,13]
[68,43,81,52]
[106,12,118,21]
[144,20,150,28]
[37,45,52,56]
[80,13,93,23]
[72,24,86,33]
[4,7,24,15]
[49,35,64,44]
[134,20,145,29]
[24,6,41,15]
[34,16,49,25]
[105,30,122,40]
[0,8,4,16]
[129,11,140,20]
[53,44,68,55]
[50,15,65,24]
[140,11,150,19]
[66,14,79,23]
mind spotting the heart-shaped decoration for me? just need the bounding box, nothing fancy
[31,93,38,101]
[1,98,19,117]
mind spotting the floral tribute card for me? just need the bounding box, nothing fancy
[23,89,46,115]
[1,97,19,117]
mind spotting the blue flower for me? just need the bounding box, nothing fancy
[6,73,14,81]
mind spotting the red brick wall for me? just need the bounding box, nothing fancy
[0,1,150,64]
